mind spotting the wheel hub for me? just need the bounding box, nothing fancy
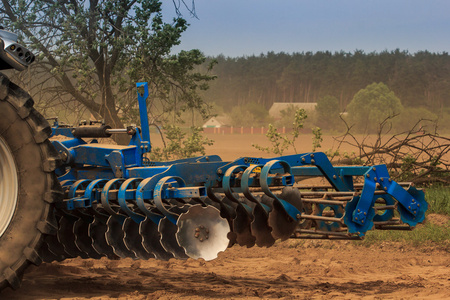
[0,135,18,237]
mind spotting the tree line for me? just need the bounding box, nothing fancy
[202,50,450,114]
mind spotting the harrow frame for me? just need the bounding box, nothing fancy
[43,82,427,262]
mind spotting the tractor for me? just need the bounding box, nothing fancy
[0,28,427,291]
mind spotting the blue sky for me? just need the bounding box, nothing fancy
[162,0,450,57]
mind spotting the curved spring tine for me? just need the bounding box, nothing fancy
[153,176,186,224]
[241,164,275,247]
[68,179,92,199]
[260,160,303,240]
[101,178,126,216]
[222,165,256,247]
[267,187,303,240]
[118,178,146,223]
[135,178,164,222]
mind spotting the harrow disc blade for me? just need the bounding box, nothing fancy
[73,218,103,259]
[176,204,230,261]
[89,216,119,259]
[105,216,137,259]
[140,217,174,261]
[251,204,275,247]
[268,187,302,241]
[123,218,154,260]
[268,200,299,241]
[57,215,89,258]
[232,204,256,247]
[214,198,237,247]
[159,217,189,259]
[44,224,73,261]
[39,238,66,263]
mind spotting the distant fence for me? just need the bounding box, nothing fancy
[202,126,295,135]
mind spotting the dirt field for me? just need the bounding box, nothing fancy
[2,134,449,300]
[3,239,449,300]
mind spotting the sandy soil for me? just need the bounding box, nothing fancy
[3,239,449,300]
[2,133,448,300]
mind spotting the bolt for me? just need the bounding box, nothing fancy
[205,235,209,239]
[380,178,384,182]
[205,229,209,234]
[195,228,200,232]
[364,212,367,215]
[194,233,199,238]
[362,220,364,223]
[199,238,204,242]
[389,178,392,182]
[373,167,376,171]
[366,174,370,178]
[140,145,144,149]
[302,158,305,162]
[357,209,360,212]
[311,159,315,164]
[374,177,377,181]
[217,169,223,175]
[408,206,411,209]
[296,214,301,219]
[333,175,337,179]
[355,217,358,220]
[384,187,387,191]
[418,204,420,207]
[60,151,68,161]
[200,225,204,229]
[310,154,314,158]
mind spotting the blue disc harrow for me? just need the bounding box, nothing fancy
[40,83,428,263]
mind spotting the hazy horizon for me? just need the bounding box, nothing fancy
[162,0,450,57]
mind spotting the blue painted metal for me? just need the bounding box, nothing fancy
[118,178,145,223]
[260,160,301,221]
[373,194,395,222]
[343,164,428,235]
[49,82,427,238]
[136,82,151,147]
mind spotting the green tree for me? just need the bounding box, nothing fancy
[346,82,403,133]
[228,102,271,127]
[149,125,213,161]
[393,107,437,132]
[253,108,308,155]
[0,0,215,144]
[315,95,341,130]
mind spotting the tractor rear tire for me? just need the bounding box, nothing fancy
[0,73,62,291]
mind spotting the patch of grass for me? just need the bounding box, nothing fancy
[360,221,450,249]
[425,185,450,215]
